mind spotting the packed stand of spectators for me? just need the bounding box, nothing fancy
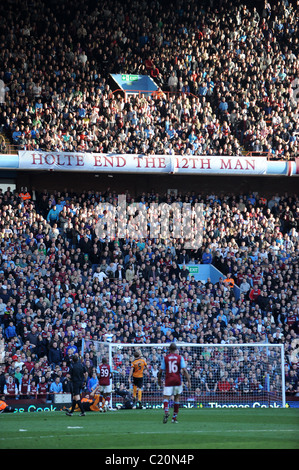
[0,0,298,159]
[0,185,298,401]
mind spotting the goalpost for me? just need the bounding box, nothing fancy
[82,341,286,409]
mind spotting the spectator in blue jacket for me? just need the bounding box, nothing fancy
[49,377,63,401]
[47,205,60,226]
[202,248,212,264]
[5,321,17,339]
[48,342,63,367]
[87,372,99,393]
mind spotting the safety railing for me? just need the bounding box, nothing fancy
[2,392,49,399]
[242,151,272,158]
[0,146,292,161]
[112,88,200,102]
[3,142,18,154]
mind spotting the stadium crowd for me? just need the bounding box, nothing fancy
[0,0,298,159]
[0,185,298,401]
[0,0,298,406]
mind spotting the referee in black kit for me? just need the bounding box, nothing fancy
[66,354,88,416]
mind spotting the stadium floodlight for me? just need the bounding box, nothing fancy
[82,341,286,409]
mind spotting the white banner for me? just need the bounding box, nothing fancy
[18,151,267,175]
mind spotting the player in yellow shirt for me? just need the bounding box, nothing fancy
[129,350,148,409]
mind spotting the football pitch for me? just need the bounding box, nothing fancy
[0,408,298,451]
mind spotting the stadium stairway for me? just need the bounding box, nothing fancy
[0,131,18,154]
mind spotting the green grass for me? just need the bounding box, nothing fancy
[0,408,298,449]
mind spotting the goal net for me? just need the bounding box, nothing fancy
[82,341,286,409]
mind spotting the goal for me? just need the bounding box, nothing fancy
[82,341,286,409]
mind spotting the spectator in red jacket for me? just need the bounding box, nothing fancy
[249,284,262,302]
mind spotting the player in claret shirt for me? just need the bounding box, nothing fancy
[94,357,112,411]
[158,343,191,424]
